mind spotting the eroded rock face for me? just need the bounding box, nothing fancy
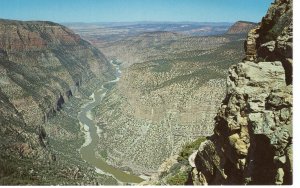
[0,19,114,128]
[0,19,81,51]
[245,0,293,84]
[189,0,292,185]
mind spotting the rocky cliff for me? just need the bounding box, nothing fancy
[188,0,292,185]
[0,19,115,184]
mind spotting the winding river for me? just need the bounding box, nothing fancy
[78,62,144,184]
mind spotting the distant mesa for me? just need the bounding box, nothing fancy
[226,21,257,34]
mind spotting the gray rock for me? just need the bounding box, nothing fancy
[261,41,276,52]
[188,0,293,185]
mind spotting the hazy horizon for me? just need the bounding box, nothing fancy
[0,0,273,23]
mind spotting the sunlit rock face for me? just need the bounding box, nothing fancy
[189,0,293,185]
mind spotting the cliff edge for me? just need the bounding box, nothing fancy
[189,0,292,185]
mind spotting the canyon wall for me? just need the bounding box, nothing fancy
[91,31,249,174]
[0,19,115,184]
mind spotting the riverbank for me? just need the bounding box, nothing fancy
[77,61,144,184]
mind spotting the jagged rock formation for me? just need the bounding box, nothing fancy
[188,0,292,185]
[244,0,292,84]
[0,19,115,184]
[226,21,257,35]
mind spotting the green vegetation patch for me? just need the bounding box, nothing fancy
[159,137,207,185]
[151,60,172,73]
[111,60,122,66]
[178,137,206,164]
[166,171,189,185]
[103,82,116,90]
[99,150,108,160]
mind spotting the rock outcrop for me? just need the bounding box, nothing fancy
[245,0,292,84]
[226,21,257,35]
[189,0,292,185]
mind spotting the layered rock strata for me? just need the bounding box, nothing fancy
[0,19,114,184]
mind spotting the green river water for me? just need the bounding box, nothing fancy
[78,63,144,184]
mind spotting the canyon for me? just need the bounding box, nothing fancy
[0,19,250,185]
[0,19,118,185]
[69,22,254,175]
[0,0,293,185]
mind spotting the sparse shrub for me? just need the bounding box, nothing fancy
[178,137,206,164]
[169,162,182,175]
[151,60,172,73]
[100,150,108,160]
[40,126,47,139]
[166,171,189,185]
[0,159,16,177]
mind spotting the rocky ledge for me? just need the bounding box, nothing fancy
[188,0,292,185]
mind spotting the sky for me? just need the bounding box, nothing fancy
[0,0,274,23]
